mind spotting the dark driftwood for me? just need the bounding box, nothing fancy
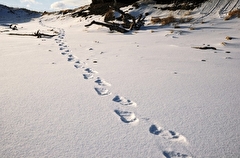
[192,46,217,50]
[85,6,145,33]
[110,6,145,30]
[85,20,129,33]
[10,24,18,30]
[8,33,34,36]
[8,30,57,38]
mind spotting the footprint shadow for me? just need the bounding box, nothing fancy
[149,124,187,143]
[112,95,137,107]
[163,150,190,158]
[149,124,162,135]
[114,110,138,124]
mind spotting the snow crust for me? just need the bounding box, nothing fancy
[1,0,240,157]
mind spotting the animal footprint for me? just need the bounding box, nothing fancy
[95,77,111,86]
[149,124,163,135]
[149,125,187,143]
[74,61,85,69]
[62,50,70,55]
[163,150,191,158]
[55,39,60,43]
[85,68,98,74]
[61,52,67,55]
[114,110,139,124]
[83,73,94,79]
[94,87,112,96]
[74,64,83,69]
[67,55,75,62]
[68,57,74,62]
[113,95,137,107]
[74,64,80,68]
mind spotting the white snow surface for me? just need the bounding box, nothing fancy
[1,0,240,157]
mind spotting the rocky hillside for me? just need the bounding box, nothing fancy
[92,0,207,5]
[90,0,207,15]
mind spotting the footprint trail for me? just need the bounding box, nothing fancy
[39,19,193,157]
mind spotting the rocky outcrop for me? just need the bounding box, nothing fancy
[89,0,207,15]
[91,0,207,5]
[91,0,136,5]
[90,0,137,15]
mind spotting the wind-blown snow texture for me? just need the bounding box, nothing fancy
[1,0,240,157]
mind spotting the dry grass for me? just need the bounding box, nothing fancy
[150,17,161,24]
[150,30,157,33]
[179,16,193,23]
[61,9,72,15]
[224,9,240,20]
[151,15,175,25]
[189,27,195,30]
[151,14,192,25]
[42,11,52,16]
[221,42,227,46]
[226,36,233,40]
[161,15,175,25]
[151,14,193,25]
[184,11,191,16]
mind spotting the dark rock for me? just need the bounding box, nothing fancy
[89,0,207,15]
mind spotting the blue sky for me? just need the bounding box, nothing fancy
[0,0,91,11]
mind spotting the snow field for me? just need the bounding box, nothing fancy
[1,0,240,157]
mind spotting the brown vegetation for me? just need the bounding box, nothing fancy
[221,42,227,46]
[42,11,51,16]
[226,36,233,40]
[104,9,115,22]
[179,16,193,23]
[189,27,195,30]
[151,15,193,25]
[183,11,191,16]
[150,17,161,24]
[224,9,240,20]
[61,9,73,15]
[161,15,175,25]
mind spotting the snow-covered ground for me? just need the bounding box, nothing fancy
[1,0,240,157]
